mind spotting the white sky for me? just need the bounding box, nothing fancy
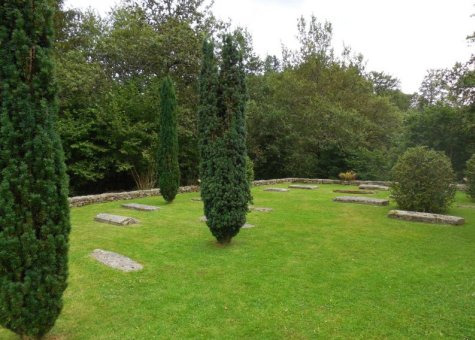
[64,0,474,93]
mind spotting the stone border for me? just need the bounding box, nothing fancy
[69,178,466,208]
[69,186,199,208]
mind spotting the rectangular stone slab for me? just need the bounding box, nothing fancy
[249,206,273,212]
[264,188,290,192]
[388,210,465,225]
[94,213,139,226]
[359,184,390,191]
[191,198,202,202]
[121,203,160,211]
[288,185,318,190]
[91,249,143,272]
[333,196,389,206]
[333,190,375,194]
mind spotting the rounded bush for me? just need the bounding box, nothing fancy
[465,154,475,199]
[391,147,456,213]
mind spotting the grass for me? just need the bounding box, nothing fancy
[1,183,474,339]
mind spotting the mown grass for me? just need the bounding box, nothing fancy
[1,184,474,339]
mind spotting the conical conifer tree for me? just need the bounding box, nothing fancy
[199,36,250,244]
[158,76,180,202]
[0,0,71,337]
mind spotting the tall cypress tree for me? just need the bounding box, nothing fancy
[158,76,180,202]
[0,0,71,337]
[199,35,250,244]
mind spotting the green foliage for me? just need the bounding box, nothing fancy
[199,36,250,244]
[465,154,475,199]
[404,104,475,179]
[0,0,70,337]
[158,76,180,202]
[246,156,255,186]
[391,147,456,213]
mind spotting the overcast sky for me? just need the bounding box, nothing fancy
[64,0,474,93]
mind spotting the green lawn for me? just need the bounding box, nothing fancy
[1,184,474,339]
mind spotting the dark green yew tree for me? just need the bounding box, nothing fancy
[199,36,251,244]
[0,0,71,338]
[158,76,180,202]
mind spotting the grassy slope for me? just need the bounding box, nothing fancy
[1,184,474,339]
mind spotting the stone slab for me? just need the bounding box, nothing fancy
[249,206,273,213]
[91,249,143,272]
[121,203,160,211]
[388,210,465,226]
[359,184,390,191]
[191,198,202,202]
[333,196,389,206]
[264,188,290,192]
[200,216,208,222]
[457,204,475,209]
[94,213,139,226]
[333,190,375,195]
[288,185,318,190]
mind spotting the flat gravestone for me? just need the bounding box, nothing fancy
[457,204,475,209]
[122,203,160,211]
[288,185,318,190]
[91,249,143,272]
[333,196,389,206]
[388,210,465,226]
[264,188,290,192]
[191,198,202,202]
[359,184,389,191]
[200,216,208,222]
[94,213,139,226]
[334,189,375,195]
[249,206,273,213]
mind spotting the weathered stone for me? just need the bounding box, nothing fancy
[288,185,318,190]
[94,213,139,226]
[359,184,390,191]
[91,249,143,272]
[249,206,273,212]
[264,188,290,192]
[388,210,465,226]
[191,197,202,202]
[69,185,199,208]
[457,204,475,209]
[333,196,389,206]
[333,190,375,194]
[200,216,208,222]
[121,203,160,211]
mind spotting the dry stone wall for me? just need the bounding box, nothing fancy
[68,178,465,208]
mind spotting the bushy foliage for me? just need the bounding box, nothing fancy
[0,0,71,337]
[199,36,251,244]
[404,104,475,179]
[158,76,180,202]
[246,156,255,186]
[391,147,456,213]
[339,170,357,182]
[465,154,475,199]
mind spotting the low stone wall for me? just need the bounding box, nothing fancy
[68,178,465,208]
[69,186,199,208]
[252,178,392,186]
